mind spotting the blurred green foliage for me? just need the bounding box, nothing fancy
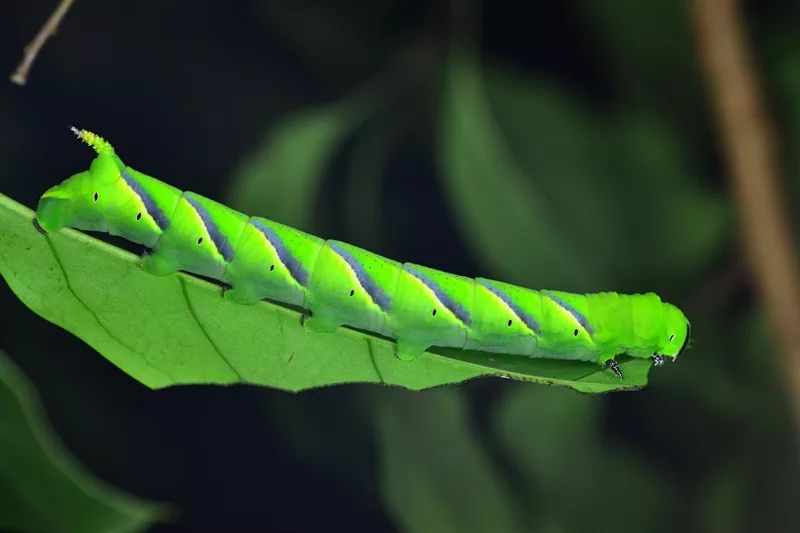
[0,351,165,532]
[226,102,365,232]
[377,388,524,533]
[235,2,798,532]
[495,386,670,532]
[440,50,728,289]
[2,0,800,531]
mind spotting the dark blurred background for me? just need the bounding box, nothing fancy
[2,0,800,531]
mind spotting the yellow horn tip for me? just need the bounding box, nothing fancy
[69,126,115,155]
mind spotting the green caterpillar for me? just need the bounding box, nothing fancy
[35,128,690,379]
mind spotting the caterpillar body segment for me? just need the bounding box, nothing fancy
[141,191,249,279]
[223,217,323,307]
[301,241,393,334]
[36,130,692,378]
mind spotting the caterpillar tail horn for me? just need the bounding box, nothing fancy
[69,126,115,155]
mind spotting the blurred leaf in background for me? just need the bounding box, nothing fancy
[226,1,797,531]
[226,99,367,232]
[377,388,525,533]
[0,350,166,533]
[495,385,670,532]
[439,49,728,291]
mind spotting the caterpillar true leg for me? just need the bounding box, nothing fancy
[652,354,667,367]
[605,359,623,380]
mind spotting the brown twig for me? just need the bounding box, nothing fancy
[692,0,800,423]
[10,0,75,86]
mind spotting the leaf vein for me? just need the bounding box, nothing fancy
[365,339,384,384]
[178,278,244,382]
[43,235,172,381]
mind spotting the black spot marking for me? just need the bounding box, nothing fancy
[477,279,540,333]
[349,289,355,297]
[432,309,437,316]
[329,242,392,312]
[197,237,203,245]
[669,334,674,341]
[136,212,142,221]
[184,194,235,262]
[251,219,310,287]
[545,293,594,334]
[507,319,512,326]
[121,171,170,231]
[404,265,471,326]
[93,192,99,202]
[269,264,275,272]
[573,329,578,336]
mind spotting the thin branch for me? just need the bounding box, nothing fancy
[692,0,800,423]
[10,0,75,86]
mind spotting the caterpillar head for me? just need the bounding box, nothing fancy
[656,303,691,361]
[36,128,125,233]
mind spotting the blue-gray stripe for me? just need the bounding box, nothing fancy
[120,171,169,231]
[404,265,471,326]
[328,242,392,312]
[478,280,540,334]
[545,293,594,334]
[184,194,235,262]
[251,219,309,286]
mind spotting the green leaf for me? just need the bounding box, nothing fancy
[495,385,671,532]
[225,102,362,232]
[342,119,400,250]
[0,193,650,392]
[439,51,728,290]
[439,52,591,289]
[377,388,525,533]
[0,350,166,533]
